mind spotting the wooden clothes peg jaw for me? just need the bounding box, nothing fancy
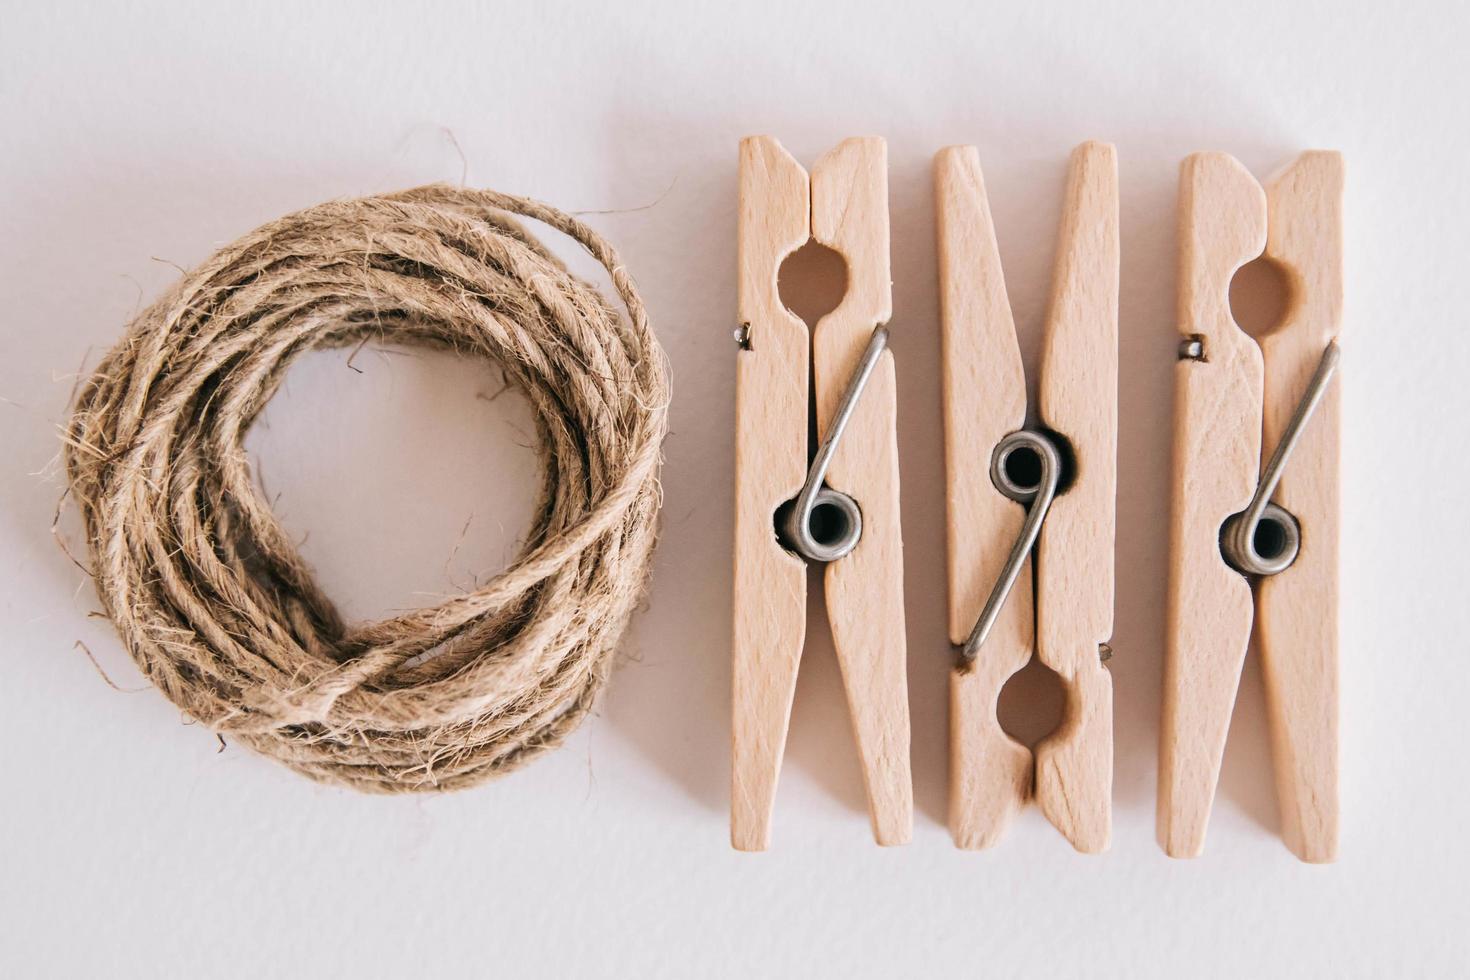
[936,142,1118,853]
[1159,150,1342,864]
[731,135,912,852]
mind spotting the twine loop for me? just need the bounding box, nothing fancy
[64,185,670,792]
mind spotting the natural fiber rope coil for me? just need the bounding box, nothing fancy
[64,184,670,793]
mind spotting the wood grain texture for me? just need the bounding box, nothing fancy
[1256,152,1343,863]
[1035,141,1118,854]
[811,137,913,846]
[934,145,1033,849]
[1158,152,1268,858]
[731,136,811,852]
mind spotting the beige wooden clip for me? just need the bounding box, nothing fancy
[731,136,911,851]
[1159,151,1343,863]
[935,142,1119,852]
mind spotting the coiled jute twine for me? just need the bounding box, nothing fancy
[63,184,670,793]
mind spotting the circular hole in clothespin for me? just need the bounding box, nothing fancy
[998,658,1066,748]
[777,239,849,327]
[1229,255,1296,340]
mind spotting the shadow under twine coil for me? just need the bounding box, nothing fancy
[64,185,670,793]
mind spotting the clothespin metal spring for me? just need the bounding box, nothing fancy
[960,428,1063,661]
[1220,341,1341,577]
[778,326,890,564]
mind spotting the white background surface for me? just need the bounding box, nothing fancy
[3,2,1467,976]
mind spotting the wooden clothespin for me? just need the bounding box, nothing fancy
[731,136,911,851]
[934,142,1118,852]
[1160,151,1343,863]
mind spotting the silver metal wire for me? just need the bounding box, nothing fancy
[960,429,1063,661]
[778,327,888,564]
[1221,341,1341,576]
